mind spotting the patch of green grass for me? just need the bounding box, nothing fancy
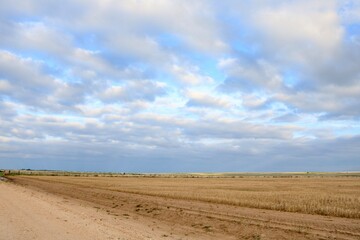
[0,171,4,177]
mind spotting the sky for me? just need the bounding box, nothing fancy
[0,0,359,173]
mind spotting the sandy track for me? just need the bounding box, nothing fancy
[3,176,360,239]
[0,181,186,240]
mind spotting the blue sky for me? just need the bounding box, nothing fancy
[0,0,359,172]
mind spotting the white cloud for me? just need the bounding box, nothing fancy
[218,1,360,119]
[171,64,214,85]
[186,90,231,109]
[219,57,283,92]
[0,21,73,58]
[241,94,269,109]
[98,80,167,103]
[0,0,359,172]
[254,1,343,60]
[0,51,56,103]
[0,51,91,111]
[0,79,12,92]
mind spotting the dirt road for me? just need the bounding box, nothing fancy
[0,180,190,240]
[2,176,360,239]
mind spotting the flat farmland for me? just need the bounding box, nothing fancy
[5,175,360,239]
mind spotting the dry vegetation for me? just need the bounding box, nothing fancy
[16,175,360,218]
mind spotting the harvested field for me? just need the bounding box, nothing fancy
[4,175,360,239]
[12,175,360,218]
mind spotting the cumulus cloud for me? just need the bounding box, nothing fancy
[98,80,167,103]
[217,1,360,119]
[218,57,284,92]
[0,51,92,112]
[254,1,343,59]
[0,0,359,172]
[0,100,18,120]
[185,90,231,109]
[0,51,56,103]
[171,64,214,85]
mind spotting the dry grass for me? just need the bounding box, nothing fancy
[19,175,360,218]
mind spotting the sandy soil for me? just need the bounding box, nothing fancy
[0,180,184,240]
[2,176,360,239]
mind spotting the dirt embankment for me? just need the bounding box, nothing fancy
[2,176,360,239]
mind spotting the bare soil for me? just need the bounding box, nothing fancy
[2,176,360,239]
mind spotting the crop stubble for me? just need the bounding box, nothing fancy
[10,175,360,239]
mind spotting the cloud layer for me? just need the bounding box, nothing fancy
[0,0,359,172]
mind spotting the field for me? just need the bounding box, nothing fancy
[3,173,359,239]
